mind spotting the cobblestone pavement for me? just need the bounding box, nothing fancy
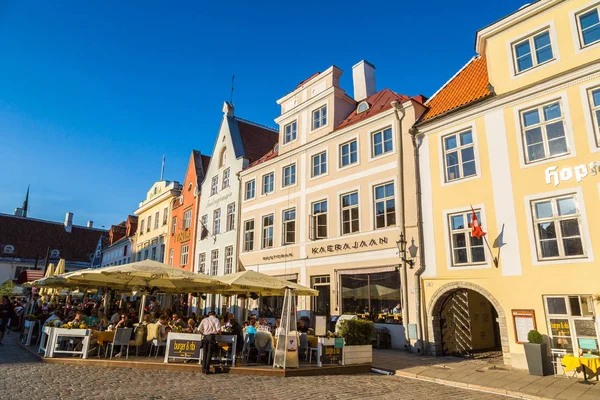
[0,333,508,400]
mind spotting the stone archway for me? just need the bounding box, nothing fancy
[427,281,511,366]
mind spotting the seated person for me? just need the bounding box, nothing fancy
[114,314,135,339]
[244,319,257,344]
[258,317,271,332]
[156,315,168,342]
[85,309,100,327]
[392,303,401,314]
[44,311,63,327]
[169,313,188,329]
[297,319,309,333]
[70,310,85,324]
[229,318,244,353]
[186,318,196,333]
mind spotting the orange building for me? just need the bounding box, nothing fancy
[167,150,210,271]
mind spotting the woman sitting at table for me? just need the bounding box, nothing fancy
[297,319,309,333]
[114,314,135,339]
[85,309,100,327]
[244,318,257,345]
[97,312,109,331]
[185,318,196,333]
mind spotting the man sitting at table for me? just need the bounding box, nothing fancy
[258,317,271,332]
[169,313,187,329]
[156,315,168,342]
[392,303,401,314]
[197,311,221,375]
[70,310,85,324]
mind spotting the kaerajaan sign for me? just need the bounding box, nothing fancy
[545,161,600,186]
[310,237,389,255]
[262,253,293,261]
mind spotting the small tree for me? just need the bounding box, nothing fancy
[527,329,544,344]
[0,280,15,297]
[338,319,376,346]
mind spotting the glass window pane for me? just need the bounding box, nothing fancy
[446,151,458,166]
[444,135,457,150]
[560,218,580,237]
[581,296,594,316]
[461,146,475,162]
[460,131,473,145]
[592,89,600,106]
[538,221,557,239]
[557,198,576,216]
[515,41,531,58]
[471,247,485,262]
[535,201,553,218]
[534,32,551,49]
[454,248,468,264]
[385,183,394,197]
[375,185,385,199]
[580,10,599,30]
[453,232,466,248]
[548,137,568,156]
[463,161,476,177]
[525,127,543,145]
[563,238,584,256]
[547,297,568,315]
[450,215,464,230]
[517,55,533,72]
[540,239,559,258]
[546,121,565,141]
[528,143,545,161]
[446,165,460,181]
[523,110,540,126]
[569,296,582,316]
[543,103,562,121]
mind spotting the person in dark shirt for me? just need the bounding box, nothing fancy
[229,318,244,354]
[0,296,16,345]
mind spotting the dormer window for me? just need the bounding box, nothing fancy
[357,101,369,114]
[50,249,60,258]
[219,147,227,168]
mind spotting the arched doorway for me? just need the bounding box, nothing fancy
[428,282,510,365]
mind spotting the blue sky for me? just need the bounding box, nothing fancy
[0,0,526,229]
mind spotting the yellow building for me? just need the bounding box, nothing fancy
[134,180,182,263]
[414,0,600,369]
[238,61,427,349]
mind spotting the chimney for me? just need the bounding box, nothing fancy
[87,221,93,228]
[14,208,24,217]
[64,212,73,233]
[222,101,234,117]
[352,60,376,101]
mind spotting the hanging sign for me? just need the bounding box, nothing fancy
[287,336,297,351]
[512,309,536,344]
[319,338,344,365]
[167,337,202,359]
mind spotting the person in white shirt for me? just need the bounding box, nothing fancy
[44,311,63,327]
[197,311,221,374]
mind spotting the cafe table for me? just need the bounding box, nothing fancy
[561,354,600,382]
[95,330,115,358]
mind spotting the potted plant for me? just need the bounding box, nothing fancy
[524,329,551,376]
[338,319,375,365]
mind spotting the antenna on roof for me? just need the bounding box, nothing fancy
[230,74,235,104]
[160,155,165,181]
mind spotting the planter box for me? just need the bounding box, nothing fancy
[343,344,372,365]
[524,342,551,376]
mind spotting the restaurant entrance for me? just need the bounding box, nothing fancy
[311,275,330,319]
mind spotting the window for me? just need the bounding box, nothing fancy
[284,121,297,144]
[521,101,568,163]
[449,210,486,265]
[340,140,358,167]
[198,253,206,273]
[222,168,230,189]
[443,130,477,181]
[151,247,157,261]
[147,216,151,232]
[532,195,584,260]
[577,7,600,47]
[311,151,327,177]
[168,248,174,265]
[262,214,274,248]
[123,245,128,257]
[310,200,327,240]
[282,208,296,245]
[226,203,235,231]
[341,270,401,321]
[159,243,165,263]
[225,246,233,274]
[211,176,219,196]
[201,214,207,229]
[283,164,296,187]
[372,127,393,157]
[357,101,369,113]
[341,191,359,235]
[219,147,226,168]
[183,210,192,229]
[262,172,274,194]
[244,220,255,252]
[213,209,221,235]
[172,217,177,233]
[513,29,554,73]
[312,105,327,130]
[180,244,189,266]
[154,212,159,229]
[163,207,168,225]
[245,180,255,200]
[140,219,145,234]
[588,87,600,146]
[544,295,598,355]
[374,183,396,229]
[211,249,219,276]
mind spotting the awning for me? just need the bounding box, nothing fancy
[16,269,44,284]
[335,266,398,275]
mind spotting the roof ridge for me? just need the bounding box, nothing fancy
[235,117,278,133]
[424,56,479,106]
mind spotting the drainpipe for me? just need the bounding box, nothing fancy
[391,100,410,350]
[409,126,426,355]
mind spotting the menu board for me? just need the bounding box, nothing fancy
[315,316,327,337]
[167,337,202,359]
[512,309,536,344]
[320,338,344,365]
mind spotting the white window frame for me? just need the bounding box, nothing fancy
[373,182,396,229]
[213,208,221,235]
[163,207,168,225]
[371,127,394,158]
[222,168,230,189]
[154,212,159,229]
[171,217,176,234]
[262,172,274,195]
[282,163,297,188]
[585,85,600,149]
[224,246,233,274]
[210,249,219,276]
[168,248,174,266]
[243,219,255,252]
[312,105,327,131]
[245,180,256,200]
[507,21,560,79]
[180,244,189,266]
[339,138,359,169]
[183,210,192,229]
[282,208,296,245]
[447,209,487,267]
[573,3,600,50]
[226,202,235,231]
[198,253,206,274]
[311,151,327,178]
[283,120,297,144]
[520,100,570,164]
[340,191,360,235]
[211,175,219,196]
[262,214,274,249]
[310,199,328,240]
[441,129,478,182]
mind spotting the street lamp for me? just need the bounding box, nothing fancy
[397,232,418,269]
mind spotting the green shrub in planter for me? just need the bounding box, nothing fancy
[527,330,543,344]
[338,319,376,346]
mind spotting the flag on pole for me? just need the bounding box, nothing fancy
[470,207,486,239]
[200,222,209,240]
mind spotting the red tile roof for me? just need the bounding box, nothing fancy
[336,88,411,131]
[421,56,492,122]
[248,147,279,168]
[0,214,107,264]
[237,118,279,164]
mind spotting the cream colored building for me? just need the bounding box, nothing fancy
[238,61,426,349]
[414,0,600,369]
[134,180,181,263]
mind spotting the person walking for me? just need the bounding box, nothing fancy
[0,296,16,346]
[197,311,221,374]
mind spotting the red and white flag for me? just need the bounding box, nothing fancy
[470,207,487,239]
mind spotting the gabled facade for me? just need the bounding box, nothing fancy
[167,150,210,272]
[100,215,138,267]
[415,0,600,369]
[194,102,278,312]
[238,61,427,350]
[134,180,181,263]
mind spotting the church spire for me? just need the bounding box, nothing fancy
[22,185,29,218]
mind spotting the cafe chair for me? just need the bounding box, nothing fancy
[129,326,146,356]
[105,328,133,359]
[241,333,255,365]
[307,336,319,363]
[551,349,569,377]
[254,331,273,364]
[299,333,309,361]
[146,323,166,358]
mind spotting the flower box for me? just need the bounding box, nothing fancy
[343,344,372,365]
